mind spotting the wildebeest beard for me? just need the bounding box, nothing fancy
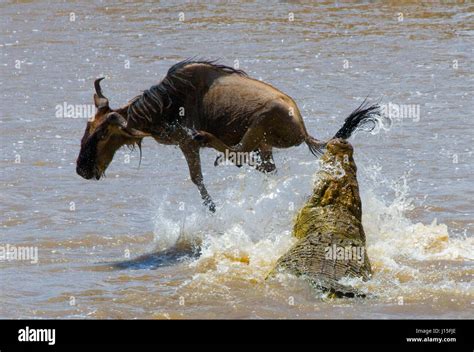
[76,131,101,180]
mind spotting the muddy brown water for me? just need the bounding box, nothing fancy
[0,1,472,318]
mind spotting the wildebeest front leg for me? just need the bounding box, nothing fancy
[180,144,216,212]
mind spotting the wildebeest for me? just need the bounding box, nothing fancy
[76,59,380,212]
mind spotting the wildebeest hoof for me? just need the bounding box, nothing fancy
[207,202,216,213]
[204,199,216,213]
[256,162,276,174]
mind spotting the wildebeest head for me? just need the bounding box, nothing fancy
[76,78,149,180]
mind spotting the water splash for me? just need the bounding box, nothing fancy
[151,153,472,302]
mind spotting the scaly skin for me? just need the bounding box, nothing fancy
[269,139,372,297]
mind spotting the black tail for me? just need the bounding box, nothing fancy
[305,99,381,157]
[334,99,381,139]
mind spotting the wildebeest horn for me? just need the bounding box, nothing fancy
[94,77,109,109]
[106,112,151,138]
[94,77,106,98]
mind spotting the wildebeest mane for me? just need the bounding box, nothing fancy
[127,59,247,128]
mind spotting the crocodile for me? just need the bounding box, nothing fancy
[269,138,372,297]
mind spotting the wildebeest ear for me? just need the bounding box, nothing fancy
[94,94,109,109]
[93,78,109,109]
[105,112,151,138]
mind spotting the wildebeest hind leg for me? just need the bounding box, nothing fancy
[254,146,276,173]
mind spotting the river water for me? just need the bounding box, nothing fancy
[1,1,473,318]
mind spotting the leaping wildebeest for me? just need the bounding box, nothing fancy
[76,59,380,212]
